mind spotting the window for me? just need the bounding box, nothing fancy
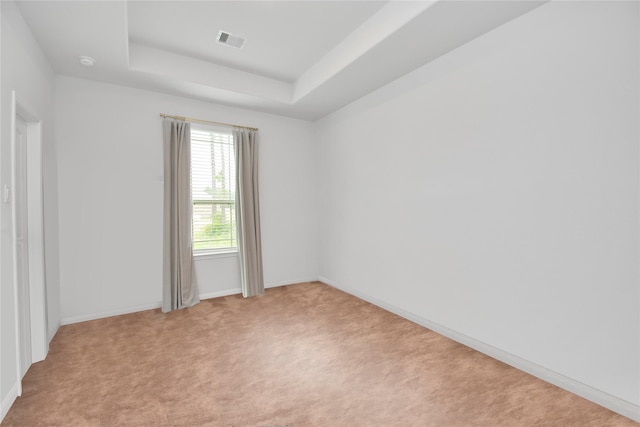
[191,127,236,253]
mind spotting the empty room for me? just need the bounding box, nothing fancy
[1,0,638,425]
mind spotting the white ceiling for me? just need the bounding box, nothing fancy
[15,0,546,120]
[128,1,386,83]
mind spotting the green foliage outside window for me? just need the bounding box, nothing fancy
[193,203,236,250]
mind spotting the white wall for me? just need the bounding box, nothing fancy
[55,76,318,323]
[317,0,639,416]
[4,0,637,422]
[0,0,59,417]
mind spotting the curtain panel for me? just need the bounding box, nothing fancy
[162,120,200,312]
[234,128,264,297]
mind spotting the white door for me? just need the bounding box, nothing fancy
[15,115,32,378]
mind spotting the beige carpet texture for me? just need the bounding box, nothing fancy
[2,282,636,426]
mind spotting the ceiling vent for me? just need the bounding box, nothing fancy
[217,31,246,49]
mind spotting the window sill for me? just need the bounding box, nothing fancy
[194,250,238,260]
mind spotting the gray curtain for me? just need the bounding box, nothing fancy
[162,120,200,312]
[234,128,264,297]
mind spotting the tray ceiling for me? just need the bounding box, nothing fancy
[16,0,546,120]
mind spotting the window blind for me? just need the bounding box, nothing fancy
[191,128,237,252]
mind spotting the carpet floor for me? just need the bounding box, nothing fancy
[2,282,636,426]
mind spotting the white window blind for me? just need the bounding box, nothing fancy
[191,127,236,252]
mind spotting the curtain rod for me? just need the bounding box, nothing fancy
[160,113,258,131]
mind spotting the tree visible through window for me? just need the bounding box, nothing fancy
[191,127,236,252]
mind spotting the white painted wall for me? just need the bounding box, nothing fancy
[0,0,60,416]
[55,76,318,323]
[317,0,639,414]
[3,0,637,422]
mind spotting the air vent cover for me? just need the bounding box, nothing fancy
[217,31,246,49]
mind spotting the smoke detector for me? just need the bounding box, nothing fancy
[78,56,96,67]
[217,31,246,49]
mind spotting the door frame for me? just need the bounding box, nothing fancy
[10,91,48,394]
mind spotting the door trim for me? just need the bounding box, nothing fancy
[10,91,48,395]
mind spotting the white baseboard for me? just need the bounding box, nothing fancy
[200,278,319,299]
[265,277,319,289]
[319,276,640,423]
[60,278,320,326]
[1,381,19,423]
[60,301,162,325]
[199,288,242,300]
[48,322,60,343]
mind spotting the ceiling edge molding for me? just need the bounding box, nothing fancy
[128,42,293,104]
[292,0,437,103]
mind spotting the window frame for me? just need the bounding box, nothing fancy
[190,124,238,256]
